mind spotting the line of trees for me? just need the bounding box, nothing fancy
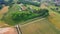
[2,9,49,26]
[18,0,40,7]
[0,0,13,9]
[0,0,13,5]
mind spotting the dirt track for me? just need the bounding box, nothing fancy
[0,6,9,19]
[0,6,9,27]
[0,6,9,14]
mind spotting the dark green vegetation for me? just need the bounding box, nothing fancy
[11,9,49,21]
[0,0,13,9]
[0,0,60,34]
[0,0,59,26]
[0,5,3,10]
[50,7,60,13]
[5,0,13,6]
[18,0,40,7]
[2,8,49,26]
[0,0,40,9]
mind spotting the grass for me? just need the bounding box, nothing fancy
[16,4,60,34]
[3,4,49,26]
[48,9,60,30]
[0,3,60,34]
[20,18,60,34]
[44,4,60,30]
[0,3,60,33]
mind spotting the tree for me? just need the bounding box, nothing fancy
[4,0,13,6]
[18,0,40,6]
[0,5,3,9]
[39,9,49,17]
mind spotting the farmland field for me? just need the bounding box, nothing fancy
[0,1,60,34]
[19,3,60,34]
[40,3,60,30]
[20,18,60,34]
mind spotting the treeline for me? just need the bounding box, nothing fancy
[18,0,40,7]
[0,0,40,6]
[0,0,13,5]
[0,0,13,9]
[0,0,40,7]
[2,9,49,25]
[0,0,41,9]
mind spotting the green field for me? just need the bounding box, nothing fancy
[0,2,60,34]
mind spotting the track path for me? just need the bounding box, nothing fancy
[0,6,9,27]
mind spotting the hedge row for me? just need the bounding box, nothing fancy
[2,9,49,26]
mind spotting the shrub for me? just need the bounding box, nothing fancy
[33,9,49,17]
[0,5,3,10]
[2,10,38,25]
[39,9,49,17]
[2,5,49,26]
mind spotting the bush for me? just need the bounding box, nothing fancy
[2,10,38,26]
[0,5,3,10]
[11,11,38,21]
[39,9,49,17]
[18,0,40,7]
[2,5,49,26]
[33,9,49,17]
[50,7,60,13]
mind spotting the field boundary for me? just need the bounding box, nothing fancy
[20,16,46,25]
